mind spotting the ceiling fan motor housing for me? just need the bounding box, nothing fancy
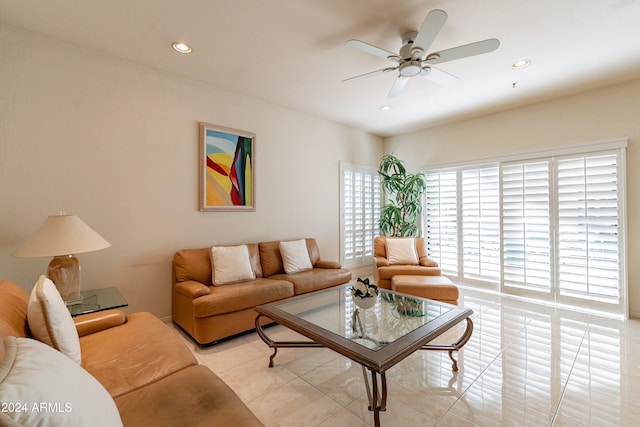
[399,31,427,77]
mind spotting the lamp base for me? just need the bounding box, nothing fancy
[48,255,82,303]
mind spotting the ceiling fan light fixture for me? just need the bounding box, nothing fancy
[172,42,193,54]
[399,61,422,77]
[512,59,530,69]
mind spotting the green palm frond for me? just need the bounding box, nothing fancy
[377,154,426,237]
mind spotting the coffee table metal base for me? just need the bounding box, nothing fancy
[254,314,474,426]
[255,315,324,367]
[422,317,474,371]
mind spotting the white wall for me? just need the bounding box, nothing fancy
[0,24,383,318]
[385,79,640,317]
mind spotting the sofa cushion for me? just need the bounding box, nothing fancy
[115,365,263,427]
[279,239,313,274]
[27,275,81,364]
[193,279,294,318]
[385,237,419,265]
[174,247,212,284]
[80,312,197,398]
[259,240,284,277]
[0,280,30,339]
[269,268,351,295]
[210,245,256,285]
[0,336,122,427]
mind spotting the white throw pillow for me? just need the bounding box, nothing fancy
[27,275,81,364]
[0,336,123,427]
[386,238,419,265]
[280,239,313,274]
[210,245,256,285]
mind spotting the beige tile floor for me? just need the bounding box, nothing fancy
[172,287,640,426]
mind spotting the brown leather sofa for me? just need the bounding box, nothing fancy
[0,279,263,427]
[374,236,441,289]
[172,238,352,344]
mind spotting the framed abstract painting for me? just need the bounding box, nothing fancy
[199,122,255,212]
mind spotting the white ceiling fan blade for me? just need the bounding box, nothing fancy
[426,38,500,64]
[420,66,459,86]
[388,76,409,98]
[342,67,396,83]
[347,39,400,61]
[411,9,448,56]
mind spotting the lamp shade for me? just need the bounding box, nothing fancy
[13,214,111,258]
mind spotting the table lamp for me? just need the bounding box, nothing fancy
[13,213,111,304]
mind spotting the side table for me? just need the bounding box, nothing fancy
[67,287,128,317]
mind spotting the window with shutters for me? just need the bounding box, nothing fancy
[424,170,458,275]
[557,153,621,303]
[340,162,381,268]
[422,140,627,316]
[501,160,551,292]
[462,167,501,282]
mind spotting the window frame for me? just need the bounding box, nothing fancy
[421,138,628,317]
[339,162,381,269]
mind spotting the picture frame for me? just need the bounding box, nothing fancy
[199,122,255,212]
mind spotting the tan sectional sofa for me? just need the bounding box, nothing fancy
[172,238,352,344]
[0,279,262,427]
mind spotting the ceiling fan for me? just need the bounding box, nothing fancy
[343,9,500,98]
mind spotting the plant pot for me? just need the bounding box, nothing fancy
[353,296,377,310]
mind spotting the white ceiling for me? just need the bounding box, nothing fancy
[2,0,640,137]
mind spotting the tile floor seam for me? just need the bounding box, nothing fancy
[548,314,590,427]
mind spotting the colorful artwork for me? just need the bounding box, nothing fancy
[200,123,255,211]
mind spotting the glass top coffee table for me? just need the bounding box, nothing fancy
[254,284,473,426]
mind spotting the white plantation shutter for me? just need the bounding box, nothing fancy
[422,139,626,315]
[364,170,381,261]
[462,167,500,282]
[343,169,355,262]
[557,153,620,302]
[340,163,380,268]
[424,170,458,275]
[502,161,552,291]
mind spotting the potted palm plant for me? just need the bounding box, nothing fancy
[377,153,426,237]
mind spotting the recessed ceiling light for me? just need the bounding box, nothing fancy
[172,42,193,54]
[379,105,392,111]
[512,59,530,69]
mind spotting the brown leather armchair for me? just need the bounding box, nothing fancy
[374,236,441,289]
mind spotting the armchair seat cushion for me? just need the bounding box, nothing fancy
[377,265,442,280]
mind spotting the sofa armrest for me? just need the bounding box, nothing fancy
[174,280,211,299]
[314,260,341,269]
[374,256,390,267]
[419,257,439,267]
[74,309,126,337]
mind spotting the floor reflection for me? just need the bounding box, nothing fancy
[173,286,640,426]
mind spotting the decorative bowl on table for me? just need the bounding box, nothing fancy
[350,278,379,309]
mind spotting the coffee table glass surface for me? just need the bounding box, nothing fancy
[255,283,473,373]
[276,286,453,350]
